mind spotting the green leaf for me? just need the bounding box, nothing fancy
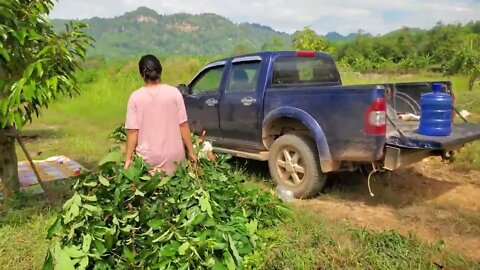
[147,219,165,229]
[0,99,9,116]
[114,188,121,202]
[178,242,190,256]
[134,189,145,197]
[64,246,85,258]
[50,76,58,92]
[213,241,227,250]
[153,259,172,269]
[0,46,10,62]
[47,218,62,239]
[99,175,110,186]
[178,262,188,270]
[124,165,141,181]
[78,256,88,270]
[120,225,133,233]
[224,251,236,270]
[199,195,213,217]
[161,242,181,257]
[152,229,174,243]
[81,181,97,187]
[159,176,170,187]
[81,194,97,202]
[13,29,28,45]
[139,174,151,181]
[82,234,92,253]
[42,249,54,270]
[245,219,258,236]
[83,204,101,213]
[94,240,107,255]
[36,62,44,77]
[212,261,228,270]
[191,213,207,225]
[124,211,138,220]
[123,246,135,263]
[56,250,75,270]
[24,64,35,79]
[72,220,85,230]
[104,232,114,250]
[204,218,216,227]
[98,150,122,166]
[64,203,80,224]
[53,243,75,270]
[13,111,24,129]
[112,216,119,226]
[229,236,242,264]
[73,193,82,206]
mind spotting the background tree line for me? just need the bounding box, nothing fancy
[256,22,480,90]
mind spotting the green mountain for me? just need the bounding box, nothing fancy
[52,7,290,58]
[383,27,426,37]
[325,31,358,42]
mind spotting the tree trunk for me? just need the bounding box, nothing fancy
[0,126,20,200]
[468,74,475,91]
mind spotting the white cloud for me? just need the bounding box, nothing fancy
[50,0,480,34]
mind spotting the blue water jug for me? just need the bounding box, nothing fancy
[418,83,452,136]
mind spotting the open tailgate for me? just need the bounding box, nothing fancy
[384,122,480,171]
[387,122,480,150]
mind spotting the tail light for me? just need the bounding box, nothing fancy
[364,97,387,135]
[296,51,316,57]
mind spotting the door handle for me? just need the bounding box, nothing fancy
[205,98,218,107]
[241,97,257,106]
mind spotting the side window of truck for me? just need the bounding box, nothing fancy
[272,57,340,86]
[226,61,262,92]
[191,66,225,94]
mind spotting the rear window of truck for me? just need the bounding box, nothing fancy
[272,56,340,86]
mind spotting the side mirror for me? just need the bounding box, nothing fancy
[177,84,190,96]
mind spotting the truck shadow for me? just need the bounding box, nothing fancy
[233,158,461,209]
[232,158,272,182]
[323,167,461,208]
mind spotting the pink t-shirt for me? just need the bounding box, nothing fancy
[125,84,188,174]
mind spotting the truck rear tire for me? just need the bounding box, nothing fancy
[268,134,326,199]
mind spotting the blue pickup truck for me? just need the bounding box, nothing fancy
[178,51,480,198]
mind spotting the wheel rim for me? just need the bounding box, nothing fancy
[276,147,306,186]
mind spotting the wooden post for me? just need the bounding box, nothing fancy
[7,128,57,201]
[17,137,58,201]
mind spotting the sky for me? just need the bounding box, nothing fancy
[50,0,480,35]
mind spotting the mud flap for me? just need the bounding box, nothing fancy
[384,146,434,171]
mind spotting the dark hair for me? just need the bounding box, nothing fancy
[138,54,162,82]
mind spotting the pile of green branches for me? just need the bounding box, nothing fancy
[43,139,290,269]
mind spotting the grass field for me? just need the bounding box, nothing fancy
[18,59,480,169]
[1,58,480,269]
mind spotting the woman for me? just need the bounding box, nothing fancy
[124,55,196,174]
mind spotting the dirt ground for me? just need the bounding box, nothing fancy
[295,158,480,260]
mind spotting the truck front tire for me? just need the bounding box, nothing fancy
[268,134,326,199]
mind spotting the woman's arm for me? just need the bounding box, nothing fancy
[125,94,140,169]
[180,122,197,162]
[125,129,139,169]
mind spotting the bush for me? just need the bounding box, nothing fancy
[398,55,432,73]
[109,124,126,143]
[43,145,290,269]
